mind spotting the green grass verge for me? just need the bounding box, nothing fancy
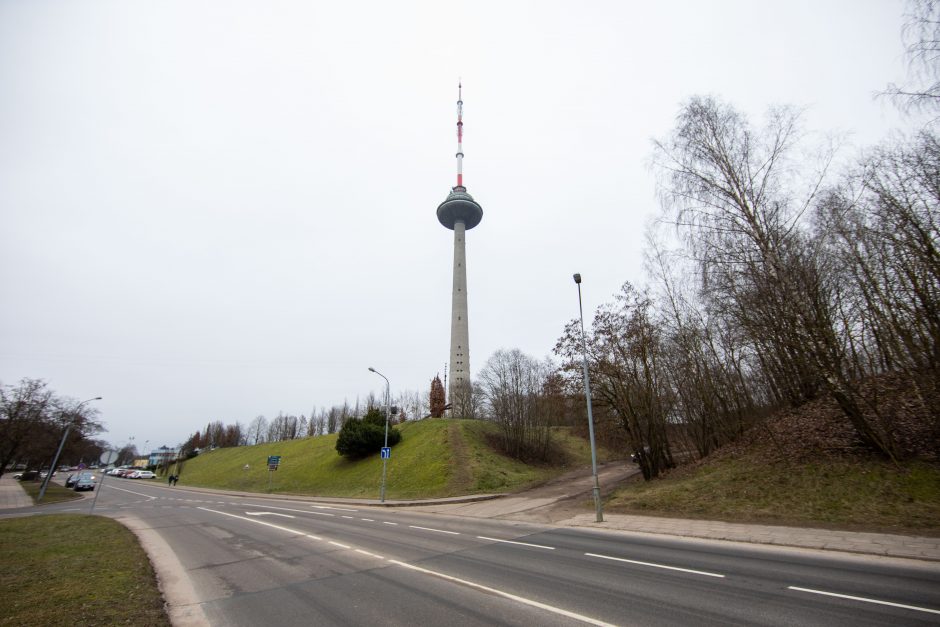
[176,419,611,499]
[0,514,170,626]
[606,455,940,534]
[19,481,83,505]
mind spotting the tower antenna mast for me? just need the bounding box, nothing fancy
[456,80,464,189]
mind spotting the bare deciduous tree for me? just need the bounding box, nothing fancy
[884,0,940,116]
[478,349,555,461]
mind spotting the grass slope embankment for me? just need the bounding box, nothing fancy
[606,455,940,535]
[177,419,612,500]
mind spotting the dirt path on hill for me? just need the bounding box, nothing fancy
[412,460,640,523]
[447,421,474,492]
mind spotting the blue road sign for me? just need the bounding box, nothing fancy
[380,447,391,459]
[267,455,281,465]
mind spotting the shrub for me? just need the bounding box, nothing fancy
[335,408,401,459]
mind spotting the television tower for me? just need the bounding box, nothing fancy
[437,82,483,406]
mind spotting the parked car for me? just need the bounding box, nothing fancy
[73,476,95,491]
[133,471,156,479]
[66,472,94,488]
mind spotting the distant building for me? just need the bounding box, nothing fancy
[148,446,178,468]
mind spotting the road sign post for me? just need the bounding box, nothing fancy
[267,456,281,491]
[90,450,118,514]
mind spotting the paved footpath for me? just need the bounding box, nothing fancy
[560,512,940,562]
[0,472,35,508]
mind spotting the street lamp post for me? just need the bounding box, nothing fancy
[573,273,604,522]
[368,367,391,503]
[38,396,102,502]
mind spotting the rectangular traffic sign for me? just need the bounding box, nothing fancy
[380,447,391,459]
[267,455,281,465]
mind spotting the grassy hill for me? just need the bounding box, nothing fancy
[605,455,940,534]
[176,419,612,500]
[604,390,940,535]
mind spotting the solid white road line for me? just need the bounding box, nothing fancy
[388,560,616,627]
[585,553,725,579]
[246,512,295,518]
[788,586,940,615]
[197,507,614,626]
[409,525,460,535]
[242,504,336,517]
[477,536,555,550]
[199,507,309,536]
[354,549,385,559]
[106,485,158,499]
[312,505,358,512]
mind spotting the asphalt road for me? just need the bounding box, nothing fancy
[23,479,940,626]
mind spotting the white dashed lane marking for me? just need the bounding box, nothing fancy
[477,536,554,550]
[409,525,460,536]
[788,587,940,615]
[585,553,725,578]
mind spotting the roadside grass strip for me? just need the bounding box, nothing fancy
[197,507,613,626]
[585,553,726,578]
[18,481,82,505]
[788,586,940,616]
[0,514,170,626]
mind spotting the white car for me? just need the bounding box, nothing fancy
[128,470,156,479]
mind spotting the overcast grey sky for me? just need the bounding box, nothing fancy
[0,0,923,451]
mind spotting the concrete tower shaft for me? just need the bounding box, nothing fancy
[449,220,470,392]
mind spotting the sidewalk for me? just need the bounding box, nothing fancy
[561,512,940,562]
[0,472,35,508]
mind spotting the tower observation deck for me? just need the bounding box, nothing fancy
[438,82,482,411]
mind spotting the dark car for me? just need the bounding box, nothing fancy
[66,472,94,488]
[73,476,95,492]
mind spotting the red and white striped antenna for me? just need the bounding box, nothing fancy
[456,80,464,189]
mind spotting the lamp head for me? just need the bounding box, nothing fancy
[368,367,375,372]
[573,273,582,284]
